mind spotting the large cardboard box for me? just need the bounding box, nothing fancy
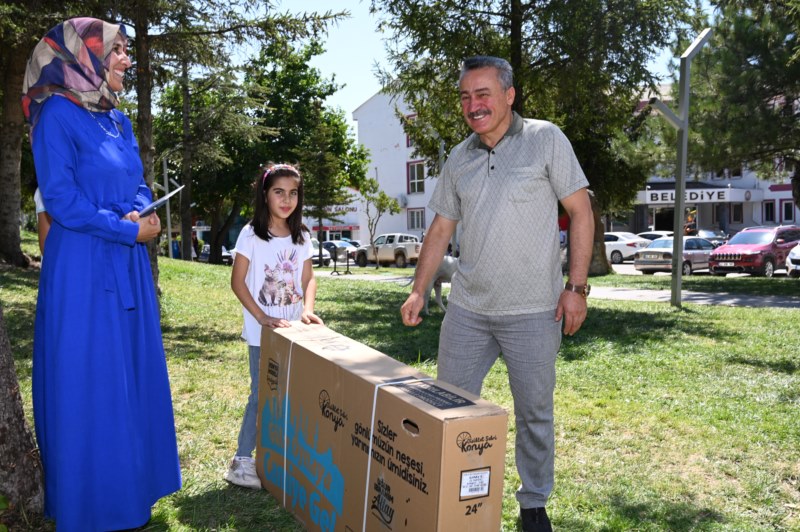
[256,323,508,532]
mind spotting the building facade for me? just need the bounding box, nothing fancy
[349,91,436,242]
[337,89,799,242]
[634,172,799,235]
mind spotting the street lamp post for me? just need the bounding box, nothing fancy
[649,28,712,307]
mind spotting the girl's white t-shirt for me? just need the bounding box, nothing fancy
[233,224,313,346]
[34,187,46,214]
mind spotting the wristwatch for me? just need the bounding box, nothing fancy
[564,282,591,299]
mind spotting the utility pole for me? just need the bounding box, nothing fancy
[649,28,712,307]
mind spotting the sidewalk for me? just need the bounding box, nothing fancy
[589,286,800,309]
[325,272,800,309]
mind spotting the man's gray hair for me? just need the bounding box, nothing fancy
[459,56,514,91]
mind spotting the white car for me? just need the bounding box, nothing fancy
[604,232,651,264]
[311,238,331,267]
[637,230,673,241]
[787,243,800,278]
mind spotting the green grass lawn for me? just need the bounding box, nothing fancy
[3,231,799,531]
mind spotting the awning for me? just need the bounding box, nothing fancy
[312,225,360,231]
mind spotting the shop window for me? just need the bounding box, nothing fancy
[731,203,743,224]
[782,200,796,223]
[763,201,776,223]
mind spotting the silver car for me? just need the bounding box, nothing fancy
[634,236,716,275]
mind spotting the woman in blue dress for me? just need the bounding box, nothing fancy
[22,18,181,530]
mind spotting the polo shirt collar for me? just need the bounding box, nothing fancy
[467,111,524,150]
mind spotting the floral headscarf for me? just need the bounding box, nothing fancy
[21,17,126,127]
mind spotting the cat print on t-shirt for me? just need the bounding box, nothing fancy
[257,248,302,307]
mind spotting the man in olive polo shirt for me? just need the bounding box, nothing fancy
[401,56,593,531]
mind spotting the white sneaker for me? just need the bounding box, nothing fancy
[224,456,262,489]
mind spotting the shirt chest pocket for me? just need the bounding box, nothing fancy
[505,167,549,203]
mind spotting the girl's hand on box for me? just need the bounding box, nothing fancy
[301,311,323,326]
[259,315,291,328]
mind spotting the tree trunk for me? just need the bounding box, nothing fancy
[209,199,240,264]
[0,46,31,267]
[0,303,44,516]
[587,191,610,276]
[509,0,524,116]
[180,61,195,262]
[133,1,160,290]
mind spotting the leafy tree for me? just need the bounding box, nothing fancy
[143,6,343,262]
[371,0,689,208]
[154,68,273,263]
[687,1,800,208]
[0,0,110,266]
[0,0,342,268]
[299,105,369,250]
[370,0,692,274]
[243,39,339,165]
[358,177,401,269]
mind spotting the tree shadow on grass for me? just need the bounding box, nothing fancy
[166,485,301,531]
[555,492,726,531]
[160,323,242,361]
[320,280,443,365]
[726,354,799,375]
[1,267,39,370]
[317,279,751,368]
[560,305,743,363]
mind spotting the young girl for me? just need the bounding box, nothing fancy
[225,163,323,489]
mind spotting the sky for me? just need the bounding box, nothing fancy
[278,0,388,132]
[278,1,687,134]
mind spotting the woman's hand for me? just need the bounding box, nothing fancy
[135,213,161,242]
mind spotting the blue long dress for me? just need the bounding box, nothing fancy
[32,96,181,531]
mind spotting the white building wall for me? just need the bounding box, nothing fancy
[352,91,436,242]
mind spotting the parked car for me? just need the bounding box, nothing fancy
[709,225,800,277]
[355,233,422,268]
[633,236,716,275]
[637,230,673,241]
[322,240,358,262]
[696,228,729,248]
[198,244,233,265]
[311,238,331,267]
[604,232,651,264]
[786,242,800,278]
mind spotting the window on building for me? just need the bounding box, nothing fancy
[405,114,417,148]
[782,199,796,223]
[763,201,776,223]
[407,161,425,194]
[408,208,425,230]
[731,203,743,224]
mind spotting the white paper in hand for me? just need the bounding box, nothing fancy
[138,185,184,216]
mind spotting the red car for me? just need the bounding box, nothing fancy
[709,225,800,277]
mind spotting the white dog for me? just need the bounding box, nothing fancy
[405,255,458,315]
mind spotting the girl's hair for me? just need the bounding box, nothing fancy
[251,163,306,244]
